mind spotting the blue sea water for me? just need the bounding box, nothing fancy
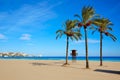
[0,56,120,62]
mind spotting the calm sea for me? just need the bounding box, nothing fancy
[0,56,120,62]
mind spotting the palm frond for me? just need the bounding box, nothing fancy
[72,35,79,41]
[107,27,113,31]
[70,36,74,41]
[56,30,64,39]
[56,34,60,40]
[89,25,96,30]
[82,6,95,23]
[56,19,82,41]
[74,14,81,18]
[65,20,75,30]
[65,20,71,30]
[68,20,79,30]
[74,14,82,21]
[92,18,102,27]
[92,17,114,33]
[73,30,82,39]
[107,32,117,41]
[73,19,79,24]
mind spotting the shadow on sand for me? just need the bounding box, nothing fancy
[94,69,120,75]
[31,62,52,66]
[30,62,81,69]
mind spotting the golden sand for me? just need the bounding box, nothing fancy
[0,60,120,80]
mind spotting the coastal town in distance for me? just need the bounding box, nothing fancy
[0,52,42,57]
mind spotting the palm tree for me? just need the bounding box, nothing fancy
[75,6,98,68]
[92,18,117,66]
[56,20,82,65]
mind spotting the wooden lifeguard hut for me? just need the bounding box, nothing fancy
[71,50,78,62]
[71,50,77,56]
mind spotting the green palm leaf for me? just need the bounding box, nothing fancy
[82,6,95,23]
[56,30,64,39]
[107,27,113,31]
[56,20,82,40]
[107,32,117,41]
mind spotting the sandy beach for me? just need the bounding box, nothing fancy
[0,60,119,80]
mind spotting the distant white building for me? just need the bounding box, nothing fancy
[0,52,29,57]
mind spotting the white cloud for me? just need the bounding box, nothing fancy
[20,34,31,40]
[0,34,7,40]
[75,39,100,44]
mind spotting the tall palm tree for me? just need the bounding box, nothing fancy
[75,6,98,68]
[56,20,82,65]
[92,18,117,66]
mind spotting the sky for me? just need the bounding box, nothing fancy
[0,0,120,56]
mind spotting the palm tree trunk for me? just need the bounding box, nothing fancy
[100,32,103,66]
[84,28,89,68]
[65,36,69,64]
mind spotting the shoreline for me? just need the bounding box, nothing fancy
[0,59,120,62]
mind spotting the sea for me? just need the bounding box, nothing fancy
[0,56,120,62]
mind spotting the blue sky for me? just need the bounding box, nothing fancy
[0,0,120,56]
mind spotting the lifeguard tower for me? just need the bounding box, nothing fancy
[71,50,78,62]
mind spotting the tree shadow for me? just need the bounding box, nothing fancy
[30,61,65,66]
[30,62,81,69]
[94,69,120,75]
[30,62,52,66]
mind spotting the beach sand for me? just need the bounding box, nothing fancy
[0,60,120,80]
